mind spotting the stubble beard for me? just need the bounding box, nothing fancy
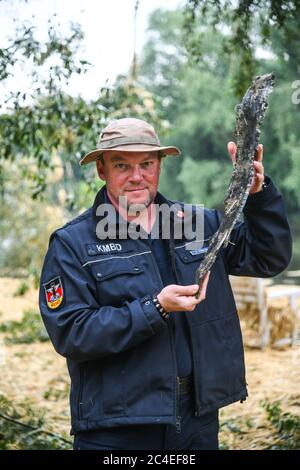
[120,192,155,217]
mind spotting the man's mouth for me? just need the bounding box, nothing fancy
[125,188,147,192]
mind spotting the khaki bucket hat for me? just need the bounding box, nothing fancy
[80,117,181,165]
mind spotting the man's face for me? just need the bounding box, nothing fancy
[96,151,161,210]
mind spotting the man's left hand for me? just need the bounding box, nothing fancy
[227,142,265,194]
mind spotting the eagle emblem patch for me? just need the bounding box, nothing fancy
[43,276,64,310]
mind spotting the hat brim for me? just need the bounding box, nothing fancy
[79,144,181,166]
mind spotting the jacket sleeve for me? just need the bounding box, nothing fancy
[39,232,166,363]
[219,176,292,277]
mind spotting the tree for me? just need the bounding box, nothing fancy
[183,0,300,97]
[0,8,108,277]
[139,5,300,220]
[139,8,237,204]
[0,16,94,186]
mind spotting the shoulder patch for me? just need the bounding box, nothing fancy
[43,276,64,310]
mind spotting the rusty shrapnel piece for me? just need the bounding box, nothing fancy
[195,73,275,297]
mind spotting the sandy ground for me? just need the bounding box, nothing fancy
[0,277,299,450]
[0,278,70,439]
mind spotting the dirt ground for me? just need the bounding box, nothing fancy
[0,277,299,450]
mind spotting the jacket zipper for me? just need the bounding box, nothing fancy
[78,364,84,420]
[176,377,181,433]
[171,242,201,418]
[144,239,181,432]
[186,318,201,416]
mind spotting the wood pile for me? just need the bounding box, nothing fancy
[268,297,297,347]
[229,276,300,348]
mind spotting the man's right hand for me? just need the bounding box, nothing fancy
[157,272,210,312]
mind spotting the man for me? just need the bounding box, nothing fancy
[39,117,292,450]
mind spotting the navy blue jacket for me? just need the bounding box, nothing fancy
[39,177,292,434]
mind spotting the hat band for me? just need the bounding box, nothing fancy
[97,136,160,149]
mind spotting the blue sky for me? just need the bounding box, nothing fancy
[0,0,181,99]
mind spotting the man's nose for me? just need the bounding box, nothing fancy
[129,165,143,181]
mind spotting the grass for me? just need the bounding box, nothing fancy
[262,400,300,450]
[13,282,30,297]
[0,308,49,344]
[43,383,69,401]
[0,394,72,450]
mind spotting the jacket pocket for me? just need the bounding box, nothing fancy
[101,355,128,417]
[175,246,208,264]
[93,257,144,281]
[90,257,146,306]
[101,343,174,419]
[76,362,104,421]
[175,242,236,322]
[174,244,207,284]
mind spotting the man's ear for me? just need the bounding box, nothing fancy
[96,159,106,181]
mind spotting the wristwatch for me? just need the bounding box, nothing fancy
[152,295,170,321]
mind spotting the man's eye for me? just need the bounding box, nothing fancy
[115,163,128,170]
[141,161,153,169]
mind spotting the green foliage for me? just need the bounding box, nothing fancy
[0,394,71,450]
[43,384,69,401]
[13,282,29,297]
[42,375,70,403]
[262,400,300,450]
[102,74,164,131]
[178,157,232,209]
[0,309,49,344]
[220,416,253,435]
[0,17,87,85]
[281,136,300,208]
[184,0,300,98]
[140,9,238,204]
[219,440,230,450]
[0,9,109,200]
[0,77,164,274]
[139,5,300,277]
[0,92,108,199]
[0,1,299,271]
[0,159,65,277]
